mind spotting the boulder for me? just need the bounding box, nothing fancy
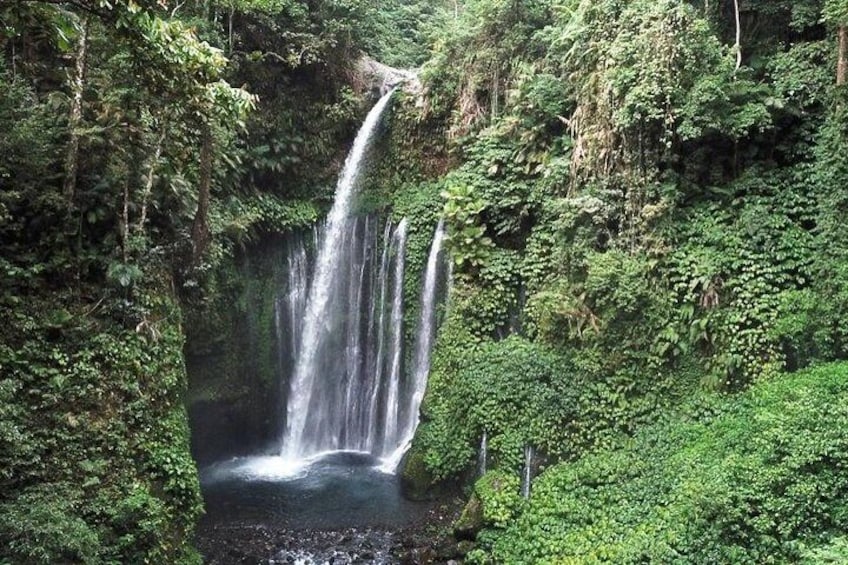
[453,493,483,541]
[399,448,437,501]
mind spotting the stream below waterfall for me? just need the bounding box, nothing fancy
[201,452,426,529]
[196,453,460,564]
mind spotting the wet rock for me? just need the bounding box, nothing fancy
[453,493,483,540]
[356,55,420,98]
[400,448,438,501]
[434,537,461,561]
[400,546,438,565]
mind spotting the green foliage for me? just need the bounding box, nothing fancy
[0,284,202,563]
[419,333,671,480]
[107,261,144,288]
[421,0,553,134]
[395,14,848,564]
[4,0,848,559]
[481,363,848,564]
[801,537,848,563]
[824,0,848,24]
[403,0,847,405]
[369,0,450,67]
[768,41,832,114]
[0,485,100,564]
[212,194,320,246]
[474,471,522,528]
[386,180,444,357]
[441,183,493,271]
[0,64,59,205]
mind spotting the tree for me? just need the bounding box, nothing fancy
[826,0,848,85]
[839,24,847,85]
[62,16,88,211]
[733,0,742,71]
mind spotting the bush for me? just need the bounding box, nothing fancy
[0,285,202,564]
[483,362,848,564]
[420,335,578,478]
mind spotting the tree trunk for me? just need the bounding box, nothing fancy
[135,127,166,237]
[838,25,847,86]
[228,6,234,55]
[63,17,89,211]
[191,123,213,264]
[121,178,130,263]
[733,0,742,71]
[491,65,500,121]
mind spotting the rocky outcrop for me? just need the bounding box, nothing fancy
[355,55,422,98]
[400,448,439,501]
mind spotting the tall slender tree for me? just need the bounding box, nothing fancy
[838,23,847,85]
[62,16,89,211]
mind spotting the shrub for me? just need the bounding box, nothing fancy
[483,362,848,564]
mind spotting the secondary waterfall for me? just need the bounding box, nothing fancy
[274,89,447,469]
[380,220,447,471]
[521,445,535,499]
[478,430,488,477]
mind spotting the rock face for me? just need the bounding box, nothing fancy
[356,55,421,98]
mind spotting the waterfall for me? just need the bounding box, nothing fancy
[478,430,488,477]
[278,214,414,458]
[283,90,396,460]
[274,229,313,446]
[380,220,447,471]
[265,88,449,476]
[381,219,408,454]
[521,445,534,499]
[405,219,446,438]
[363,220,394,450]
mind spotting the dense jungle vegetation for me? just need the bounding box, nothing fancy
[2,0,848,562]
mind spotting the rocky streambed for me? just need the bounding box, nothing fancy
[195,509,465,564]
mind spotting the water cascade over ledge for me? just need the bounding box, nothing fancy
[262,89,448,473]
[283,90,397,460]
[379,219,447,471]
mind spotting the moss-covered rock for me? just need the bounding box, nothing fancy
[400,446,438,501]
[453,493,483,540]
[475,470,522,529]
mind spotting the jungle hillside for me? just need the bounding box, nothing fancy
[2,0,848,563]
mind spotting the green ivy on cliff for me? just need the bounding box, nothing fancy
[0,282,202,563]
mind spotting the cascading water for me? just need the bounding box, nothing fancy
[275,212,413,460]
[197,85,454,563]
[207,90,449,483]
[274,227,315,446]
[381,219,408,455]
[521,445,535,499]
[380,220,447,471]
[276,88,447,470]
[283,90,396,460]
[478,430,488,477]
